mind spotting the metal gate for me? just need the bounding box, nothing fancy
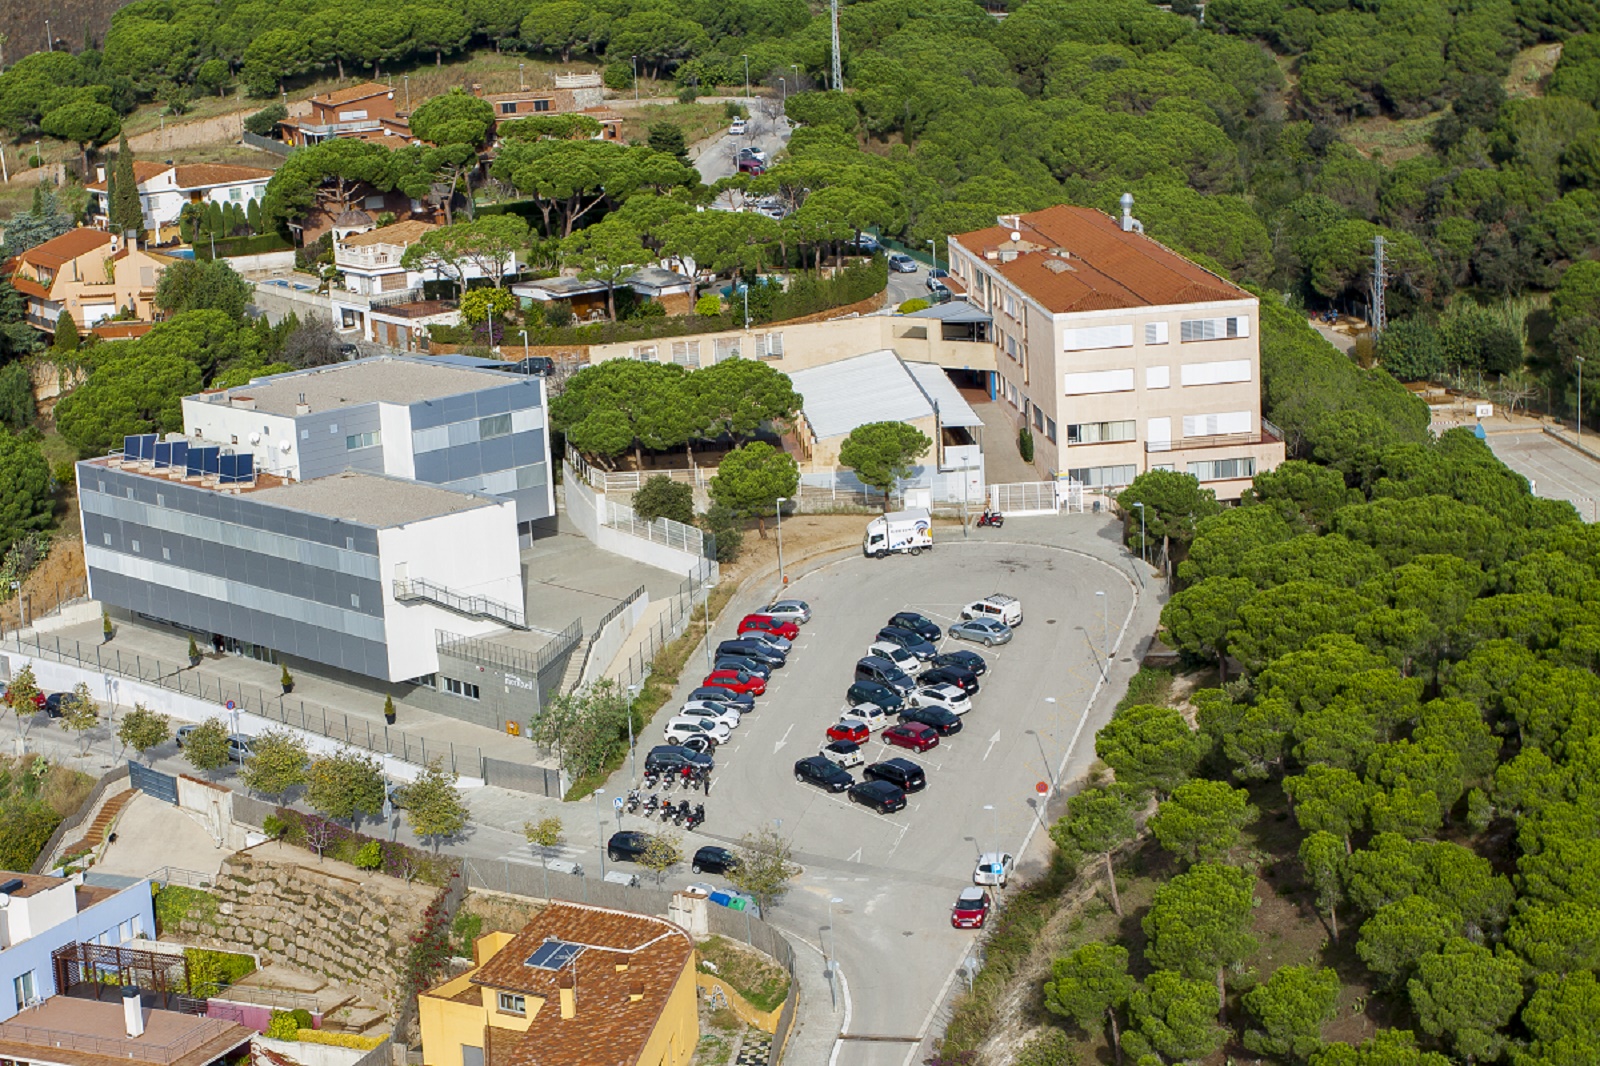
[988,481,1060,516]
[481,758,562,797]
[128,762,178,804]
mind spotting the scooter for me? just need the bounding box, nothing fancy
[687,804,706,829]
[626,789,640,813]
[676,800,692,825]
[660,801,676,823]
[642,770,659,789]
[643,793,659,814]
[977,510,1004,529]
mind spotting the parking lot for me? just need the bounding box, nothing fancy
[612,531,1138,1061]
[1486,431,1600,520]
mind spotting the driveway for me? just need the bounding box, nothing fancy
[695,105,792,185]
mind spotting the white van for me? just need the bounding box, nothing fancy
[838,703,894,732]
[961,594,1022,627]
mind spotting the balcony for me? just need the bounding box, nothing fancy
[336,247,406,270]
[1146,422,1284,453]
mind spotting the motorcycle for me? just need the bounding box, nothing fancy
[642,770,659,789]
[687,803,706,829]
[677,800,692,825]
[660,802,676,823]
[626,789,640,814]
[643,793,659,814]
[977,510,1004,529]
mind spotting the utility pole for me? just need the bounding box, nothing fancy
[1579,356,1586,443]
[830,0,843,91]
[44,20,52,52]
[1370,235,1387,334]
[742,55,750,99]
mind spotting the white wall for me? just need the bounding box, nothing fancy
[377,403,416,480]
[222,250,296,273]
[179,400,301,478]
[377,499,522,681]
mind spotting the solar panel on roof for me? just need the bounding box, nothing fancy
[525,939,583,970]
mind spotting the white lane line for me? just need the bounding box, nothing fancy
[773,723,794,754]
[828,964,854,1066]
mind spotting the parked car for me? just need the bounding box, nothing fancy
[226,734,253,762]
[763,599,812,624]
[855,656,915,695]
[838,703,894,732]
[739,614,800,641]
[948,618,1013,647]
[716,639,786,667]
[888,253,918,273]
[951,887,991,929]
[820,739,865,769]
[899,705,963,736]
[910,684,971,716]
[737,159,765,176]
[713,655,772,680]
[846,680,905,714]
[826,720,871,745]
[42,691,68,717]
[702,667,766,695]
[931,649,988,676]
[926,275,951,294]
[888,612,942,642]
[738,630,793,654]
[961,594,1023,627]
[607,831,654,863]
[918,665,979,696]
[688,686,755,711]
[679,700,743,725]
[875,626,937,660]
[663,718,729,746]
[175,723,197,746]
[974,852,1015,887]
[4,687,46,711]
[864,757,926,792]
[867,642,922,673]
[848,779,907,814]
[737,145,769,165]
[847,233,881,254]
[692,845,740,876]
[645,745,715,774]
[883,722,940,752]
[794,755,853,793]
[729,117,747,135]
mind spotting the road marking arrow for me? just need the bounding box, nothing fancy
[846,847,863,864]
[773,723,794,754]
[983,730,1001,761]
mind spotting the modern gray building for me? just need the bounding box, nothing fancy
[180,356,554,541]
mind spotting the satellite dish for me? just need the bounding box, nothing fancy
[279,440,292,453]
[1010,231,1021,242]
[249,433,261,445]
[413,324,425,336]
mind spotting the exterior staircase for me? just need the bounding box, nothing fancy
[393,578,529,630]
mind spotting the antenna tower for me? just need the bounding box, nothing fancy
[1370,235,1387,334]
[831,0,843,91]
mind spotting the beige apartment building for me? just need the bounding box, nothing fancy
[947,203,1284,500]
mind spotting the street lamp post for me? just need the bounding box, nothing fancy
[1095,591,1108,666]
[403,76,410,113]
[1579,356,1586,442]
[742,55,750,99]
[826,896,843,1007]
[927,238,938,275]
[631,56,640,105]
[981,804,994,863]
[775,497,789,591]
[779,77,786,105]
[518,63,525,91]
[701,567,714,672]
[519,329,529,364]
[594,789,607,877]
[626,685,639,782]
[1132,501,1146,564]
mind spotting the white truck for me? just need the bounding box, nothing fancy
[864,509,933,558]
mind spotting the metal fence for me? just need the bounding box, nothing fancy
[241,131,292,156]
[1,633,481,775]
[31,764,131,873]
[607,563,715,694]
[604,500,708,556]
[128,763,178,805]
[438,619,584,678]
[0,577,89,635]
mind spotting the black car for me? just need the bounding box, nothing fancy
[919,665,979,696]
[849,779,908,814]
[931,650,988,677]
[865,758,926,792]
[645,745,715,773]
[688,686,756,711]
[889,612,943,642]
[855,655,916,696]
[713,655,772,679]
[716,639,786,668]
[511,355,556,375]
[42,692,67,718]
[899,705,963,736]
[876,627,938,661]
[608,831,653,863]
[794,755,853,793]
[692,845,740,875]
[846,680,906,714]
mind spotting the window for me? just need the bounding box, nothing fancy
[350,594,360,608]
[479,413,513,439]
[500,102,517,114]
[1063,369,1135,395]
[632,344,658,362]
[1179,316,1250,342]
[1182,411,1252,438]
[301,429,310,440]
[345,536,356,550]
[1145,322,1169,345]
[670,340,702,367]
[228,188,242,201]
[497,993,526,1014]
[1033,407,1045,431]
[755,332,784,359]
[1189,457,1256,481]
[1146,366,1170,389]
[1003,293,1018,318]
[1045,417,1057,443]
[126,488,135,499]
[131,539,140,553]
[345,431,380,450]
[156,494,164,507]
[119,920,133,942]
[1066,420,1136,445]
[162,547,170,561]
[714,337,741,362]
[329,423,339,435]
[1062,325,1133,351]
[444,677,480,700]
[533,100,551,112]
[1064,465,1137,489]
[13,971,35,1007]
[103,534,112,546]
[1005,334,1018,360]
[1179,359,1252,386]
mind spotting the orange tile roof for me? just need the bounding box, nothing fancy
[85,160,169,192]
[171,163,275,188]
[10,275,50,299]
[463,902,693,1066]
[951,204,1247,313]
[20,228,113,268]
[90,322,154,341]
[313,82,395,107]
[340,219,436,248]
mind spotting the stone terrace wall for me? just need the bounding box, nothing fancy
[176,843,439,1010]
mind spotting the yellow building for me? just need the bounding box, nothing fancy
[419,903,698,1066]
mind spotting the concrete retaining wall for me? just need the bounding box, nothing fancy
[562,464,706,576]
[578,592,648,688]
[225,250,296,273]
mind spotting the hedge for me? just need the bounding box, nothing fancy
[295,1030,386,1050]
[194,233,295,261]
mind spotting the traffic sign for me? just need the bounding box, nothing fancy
[225,700,236,710]
[613,796,625,811]
[1036,781,1049,795]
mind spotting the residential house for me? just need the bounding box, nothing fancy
[8,229,167,337]
[279,82,413,148]
[476,79,621,141]
[510,266,695,321]
[0,990,252,1066]
[0,872,157,1020]
[946,201,1285,499]
[418,902,697,1066]
[87,163,276,243]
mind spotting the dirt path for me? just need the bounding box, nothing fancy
[126,111,252,154]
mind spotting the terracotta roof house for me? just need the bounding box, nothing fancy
[280,82,414,148]
[8,229,168,337]
[87,162,275,243]
[418,903,698,1066]
[946,201,1284,499]
[474,82,621,142]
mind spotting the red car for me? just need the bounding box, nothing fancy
[3,687,45,710]
[883,722,939,752]
[826,721,870,744]
[703,668,766,696]
[952,887,991,929]
[738,614,800,641]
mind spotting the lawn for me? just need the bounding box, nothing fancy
[697,936,790,1013]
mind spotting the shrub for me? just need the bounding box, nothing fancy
[354,841,383,870]
[724,101,748,119]
[265,1011,300,1040]
[153,885,218,933]
[451,910,483,958]
[295,1031,385,1050]
[1018,427,1035,463]
[184,948,255,994]
[695,293,722,316]
[898,298,931,314]
[289,1009,313,1030]
[603,63,634,91]
[244,104,287,137]
[701,505,745,563]
[633,475,695,525]
[269,808,457,886]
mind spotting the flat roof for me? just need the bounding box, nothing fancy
[906,302,991,325]
[0,871,69,898]
[790,350,936,440]
[248,470,502,527]
[0,997,252,1066]
[904,362,982,429]
[197,356,513,416]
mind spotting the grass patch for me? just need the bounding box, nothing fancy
[154,884,220,933]
[183,947,256,995]
[692,1033,731,1065]
[1116,666,1173,712]
[1341,113,1442,161]
[616,101,729,145]
[697,936,791,1013]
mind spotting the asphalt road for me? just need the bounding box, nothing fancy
[1486,431,1600,520]
[696,104,792,185]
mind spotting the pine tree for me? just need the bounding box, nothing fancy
[53,311,79,352]
[245,198,261,234]
[207,201,225,236]
[109,133,143,241]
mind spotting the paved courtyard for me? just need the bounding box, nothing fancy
[1486,431,1600,520]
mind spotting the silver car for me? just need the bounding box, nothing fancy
[949,618,1013,646]
[764,599,811,624]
